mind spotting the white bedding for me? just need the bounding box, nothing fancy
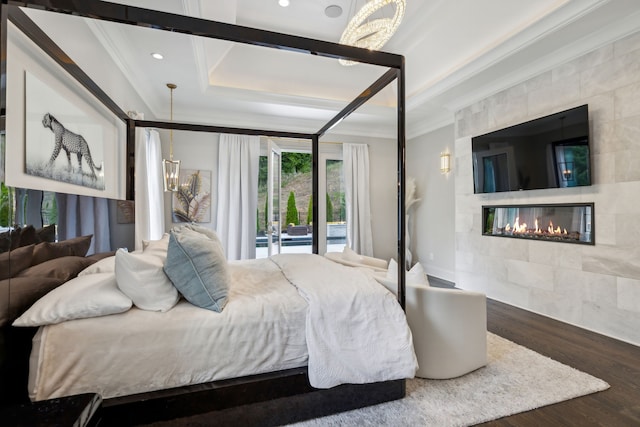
[29,254,416,401]
[272,254,417,388]
[29,258,308,400]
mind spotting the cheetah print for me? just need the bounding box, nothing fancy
[42,113,102,178]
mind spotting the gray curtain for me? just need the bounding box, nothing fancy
[55,194,111,255]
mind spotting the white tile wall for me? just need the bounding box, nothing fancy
[454,30,640,346]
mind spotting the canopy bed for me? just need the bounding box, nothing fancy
[0,1,410,425]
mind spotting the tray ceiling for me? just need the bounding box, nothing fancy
[19,0,640,138]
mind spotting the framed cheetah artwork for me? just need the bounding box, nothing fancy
[24,71,106,191]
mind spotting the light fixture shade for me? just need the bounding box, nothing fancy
[440,153,451,174]
[162,159,181,192]
[339,0,406,66]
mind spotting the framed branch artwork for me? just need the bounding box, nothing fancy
[172,169,212,223]
[24,71,109,191]
[116,200,135,224]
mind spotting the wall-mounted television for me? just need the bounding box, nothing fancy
[472,104,591,194]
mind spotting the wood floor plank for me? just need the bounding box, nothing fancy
[480,299,640,426]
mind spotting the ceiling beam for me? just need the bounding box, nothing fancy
[316,68,398,137]
[135,120,314,140]
[7,0,404,69]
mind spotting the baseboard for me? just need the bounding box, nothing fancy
[424,264,455,283]
[487,296,640,349]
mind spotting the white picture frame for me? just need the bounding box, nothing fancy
[25,71,107,190]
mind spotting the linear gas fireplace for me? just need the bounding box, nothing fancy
[483,203,594,245]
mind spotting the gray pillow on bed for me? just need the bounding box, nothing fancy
[164,225,230,312]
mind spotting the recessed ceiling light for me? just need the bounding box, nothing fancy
[151,52,164,60]
[325,5,342,18]
[279,0,290,7]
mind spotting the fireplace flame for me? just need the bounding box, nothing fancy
[504,218,569,236]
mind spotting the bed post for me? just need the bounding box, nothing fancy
[126,119,136,201]
[311,134,319,254]
[1,1,7,131]
[397,61,406,311]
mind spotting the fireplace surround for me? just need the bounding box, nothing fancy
[482,203,594,245]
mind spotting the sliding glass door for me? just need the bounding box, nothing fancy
[266,140,282,257]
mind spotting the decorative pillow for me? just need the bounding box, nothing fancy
[9,227,22,251]
[13,273,132,327]
[342,245,362,263]
[182,224,219,240]
[115,249,179,312]
[386,259,429,286]
[340,246,388,270]
[142,233,170,260]
[164,225,230,312]
[17,256,96,282]
[18,225,38,247]
[32,235,93,266]
[0,276,65,327]
[78,255,115,276]
[0,244,35,280]
[36,224,57,243]
[0,229,11,253]
[408,262,429,286]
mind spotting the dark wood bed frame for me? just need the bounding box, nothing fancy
[0,1,408,424]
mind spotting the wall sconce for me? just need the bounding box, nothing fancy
[440,152,451,174]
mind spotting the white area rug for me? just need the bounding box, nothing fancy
[291,333,609,426]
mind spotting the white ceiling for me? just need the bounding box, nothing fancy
[22,0,640,139]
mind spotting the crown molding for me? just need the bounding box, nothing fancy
[406,0,607,110]
[443,5,640,112]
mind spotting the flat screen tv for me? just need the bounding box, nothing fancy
[472,104,591,193]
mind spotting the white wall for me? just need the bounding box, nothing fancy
[407,125,456,281]
[454,30,640,346]
[159,130,220,233]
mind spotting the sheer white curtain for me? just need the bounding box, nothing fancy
[216,134,260,260]
[134,128,165,251]
[56,194,110,255]
[343,143,373,256]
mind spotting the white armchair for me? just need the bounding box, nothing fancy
[324,251,487,379]
[406,284,487,379]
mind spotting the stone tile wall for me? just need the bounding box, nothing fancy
[454,30,640,346]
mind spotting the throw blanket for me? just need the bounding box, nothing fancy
[271,254,417,388]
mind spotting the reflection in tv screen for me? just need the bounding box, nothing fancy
[472,105,591,194]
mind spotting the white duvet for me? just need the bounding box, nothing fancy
[272,254,417,388]
[29,254,416,401]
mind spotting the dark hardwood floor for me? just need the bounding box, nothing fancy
[480,299,640,426]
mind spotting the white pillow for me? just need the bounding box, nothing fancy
[115,248,179,312]
[359,255,389,270]
[340,246,388,270]
[342,245,362,263]
[78,255,115,276]
[387,259,429,286]
[387,258,398,280]
[408,262,429,286]
[142,233,170,260]
[13,273,132,327]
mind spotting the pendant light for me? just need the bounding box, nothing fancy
[162,83,180,192]
[339,0,406,66]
